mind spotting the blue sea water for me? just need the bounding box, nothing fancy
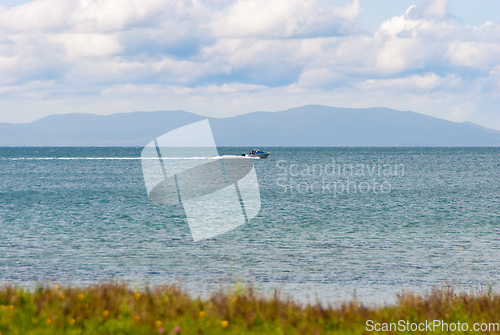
[0,147,499,305]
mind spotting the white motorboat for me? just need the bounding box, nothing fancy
[242,149,269,159]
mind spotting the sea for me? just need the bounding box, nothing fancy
[0,147,499,305]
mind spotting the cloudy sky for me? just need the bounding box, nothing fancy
[0,0,499,129]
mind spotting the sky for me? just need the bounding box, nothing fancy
[0,0,499,129]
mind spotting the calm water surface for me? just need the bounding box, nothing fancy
[0,147,499,304]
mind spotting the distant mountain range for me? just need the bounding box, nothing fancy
[1,105,500,147]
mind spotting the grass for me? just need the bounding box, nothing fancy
[0,282,500,334]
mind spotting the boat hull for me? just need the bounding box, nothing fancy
[244,153,269,158]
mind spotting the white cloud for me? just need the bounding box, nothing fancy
[375,38,427,74]
[72,0,209,33]
[446,41,500,68]
[405,0,450,20]
[358,73,463,92]
[297,68,345,88]
[0,0,73,32]
[211,0,361,38]
[51,33,122,58]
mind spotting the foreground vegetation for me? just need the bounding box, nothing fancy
[0,282,500,334]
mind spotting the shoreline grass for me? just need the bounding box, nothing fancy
[1,282,499,334]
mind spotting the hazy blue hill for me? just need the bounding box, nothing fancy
[1,105,499,147]
[210,105,500,146]
[1,111,205,146]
